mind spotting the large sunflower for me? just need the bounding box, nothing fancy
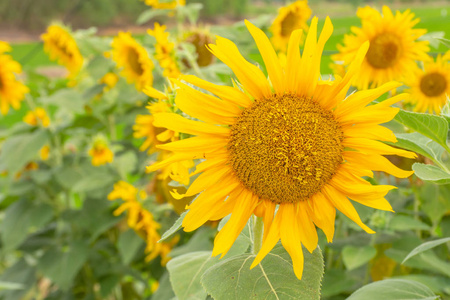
[147,18,415,279]
[270,0,311,53]
[333,6,429,90]
[111,32,154,91]
[41,24,83,77]
[0,42,29,115]
[405,51,450,114]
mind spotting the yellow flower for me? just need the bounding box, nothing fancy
[148,23,181,78]
[270,0,311,53]
[333,6,430,90]
[147,18,416,280]
[23,107,50,128]
[40,145,50,161]
[111,32,154,91]
[99,72,119,92]
[41,24,83,77]
[142,0,185,9]
[108,181,179,265]
[0,43,29,115]
[405,51,450,114]
[182,27,215,67]
[88,138,113,166]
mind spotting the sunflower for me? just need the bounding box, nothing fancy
[405,51,450,114]
[182,26,215,67]
[111,32,154,91]
[41,24,83,77]
[147,17,415,279]
[23,107,51,128]
[142,0,185,9]
[40,145,50,161]
[270,0,311,53]
[0,42,29,115]
[148,23,181,78]
[333,6,429,90]
[88,138,114,166]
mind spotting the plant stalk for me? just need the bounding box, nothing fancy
[252,216,264,254]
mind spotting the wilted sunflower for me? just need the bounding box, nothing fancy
[405,51,450,114]
[270,0,311,53]
[333,6,429,90]
[111,32,154,91]
[148,23,181,78]
[0,42,29,115]
[147,18,415,279]
[41,24,83,77]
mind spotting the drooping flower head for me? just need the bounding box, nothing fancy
[148,23,181,78]
[333,6,430,90]
[141,0,185,10]
[405,51,450,114]
[23,107,51,128]
[41,24,83,77]
[88,137,114,166]
[0,41,29,115]
[111,32,154,91]
[147,17,415,280]
[270,0,311,53]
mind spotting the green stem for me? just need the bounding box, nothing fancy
[252,216,264,254]
[180,43,205,79]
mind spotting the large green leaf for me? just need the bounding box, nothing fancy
[419,183,450,225]
[201,245,324,300]
[40,89,86,113]
[118,230,144,265]
[167,251,219,300]
[37,241,89,290]
[347,279,438,300]
[393,133,445,164]
[389,214,431,231]
[402,237,450,264]
[342,245,376,270]
[1,199,53,251]
[412,163,450,184]
[321,269,356,298]
[394,110,449,149]
[0,129,49,175]
[0,259,35,300]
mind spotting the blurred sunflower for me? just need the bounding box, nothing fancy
[108,181,179,265]
[270,0,311,53]
[88,137,114,166]
[40,145,50,161]
[23,107,51,128]
[142,0,185,9]
[405,51,450,114]
[0,42,29,115]
[182,26,215,67]
[41,24,83,77]
[147,18,415,279]
[148,23,181,78]
[111,32,154,91]
[333,6,429,90]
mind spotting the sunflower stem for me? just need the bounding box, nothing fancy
[252,216,264,254]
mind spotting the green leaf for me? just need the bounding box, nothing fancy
[394,110,449,149]
[321,269,356,298]
[159,211,187,242]
[137,9,171,25]
[118,230,144,264]
[418,183,450,225]
[0,259,35,300]
[392,275,450,295]
[347,279,438,300]
[0,281,24,291]
[402,237,450,264]
[72,165,116,193]
[201,245,324,300]
[37,241,89,290]
[393,133,444,163]
[40,89,86,113]
[412,163,450,184]
[389,214,431,231]
[1,199,53,251]
[169,227,214,257]
[167,251,219,300]
[342,245,377,270]
[114,151,137,179]
[151,272,175,300]
[0,129,49,175]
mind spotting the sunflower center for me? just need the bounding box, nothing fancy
[228,94,344,204]
[420,72,447,97]
[366,33,401,69]
[281,12,298,37]
[127,47,144,75]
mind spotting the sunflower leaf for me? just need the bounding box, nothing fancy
[347,279,438,300]
[394,110,449,150]
[159,211,187,243]
[342,245,376,270]
[412,163,450,185]
[402,237,450,264]
[392,133,445,164]
[201,245,324,300]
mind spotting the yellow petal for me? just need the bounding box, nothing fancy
[156,135,227,153]
[285,29,303,93]
[152,113,230,136]
[297,201,319,253]
[343,138,417,159]
[309,193,336,242]
[250,209,281,269]
[344,124,397,143]
[185,165,231,196]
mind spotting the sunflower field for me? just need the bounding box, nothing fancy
[1,0,450,299]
